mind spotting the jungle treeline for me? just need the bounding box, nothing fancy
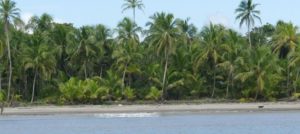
[0,0,300,104]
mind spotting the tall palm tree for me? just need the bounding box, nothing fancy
[272,22,298,58]
[289,48,300,94]
[176,18,197,52]
[114,17,142,95]
[0,0,20,101]
[122,0,145,23]
[0,40,3,91]
[69,26,98,79]
[272,21,299,92]
[146,12,179,100]
[23,44,56,103]
[195,23,226,98]
[27,13,53,32]
[235,0,261,48]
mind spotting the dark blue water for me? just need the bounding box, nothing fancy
[1,111,300,134]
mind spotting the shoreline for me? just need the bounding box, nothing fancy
[1,102,300,116]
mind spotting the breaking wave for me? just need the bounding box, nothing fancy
[94,113,159,118]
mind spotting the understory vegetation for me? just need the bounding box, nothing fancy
[0,0,300,104]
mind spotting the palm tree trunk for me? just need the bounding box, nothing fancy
[255,87,259,101]
[4,21,12,102]
[0,102,3,115]
[84,60,87,79]
[31,69,37,103]
[162,50,169,100]
[226,72,231,98]
[211,65,216,98]
[248,24,252,48]
[287,66,290,95]
[294,69,299,94]
[133,8,136,23]
[122,64,128,96]
[0,71,2,91]
[100,66,103,78]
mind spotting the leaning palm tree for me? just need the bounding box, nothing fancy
[235,0,261,48]
[122,0,145,23]
[0,0,21,101]
[146,12,179,100]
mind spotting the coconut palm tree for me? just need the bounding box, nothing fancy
[0,0,21,101]
[218,29,244,98]
[68,26,98,79]
[272,22,299,58]
[146,12,179,100]
[0,40,3,91]
[113,17,142,95]
[122,0,145,23]
[272,21,299,92]
[27,13,53,32]
[235,46,281,100]
[23,44,56,103]
[235,0,261,48]
[176,18,197,45]
[289,48,300,94]
[195,23,226,98]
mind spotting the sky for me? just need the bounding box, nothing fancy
[15,0,300,34]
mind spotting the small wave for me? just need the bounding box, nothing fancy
[94,113,159,118]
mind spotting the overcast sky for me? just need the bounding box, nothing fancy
[15,0,300,34]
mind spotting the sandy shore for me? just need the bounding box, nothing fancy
[1,102,300,115]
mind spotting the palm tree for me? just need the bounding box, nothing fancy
[23,44,56,103]
[235,46,281,100]
[289,48,300,94]
[218,29,244,98]
[146,12,179,100]
[176,18,197,52]
[195,23,226,98]
[94,24,112,78]
[176,18,197,44]
[69,26,98,79]
[122,0,145,23]
[272,21,299,93]
[27,13,53,32]
[235,0,261,48]
[114,18,142,95]
[0,40,3,91]
[0,0,21,101]
[272,22,298,58]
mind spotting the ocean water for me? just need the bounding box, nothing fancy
[0,111,300,134]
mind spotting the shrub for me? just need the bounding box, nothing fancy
[292,93,300,100]
[124,87,136,101]
[146,86,162,101]
[59,77,109,104]
[0,90,5,102]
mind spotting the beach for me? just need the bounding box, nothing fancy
[2,102,300,115]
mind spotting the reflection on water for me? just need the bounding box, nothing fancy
[1,111,300,134]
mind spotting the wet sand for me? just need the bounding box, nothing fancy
[2,102,300,115]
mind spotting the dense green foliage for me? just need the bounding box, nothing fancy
[0,0,300,104]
